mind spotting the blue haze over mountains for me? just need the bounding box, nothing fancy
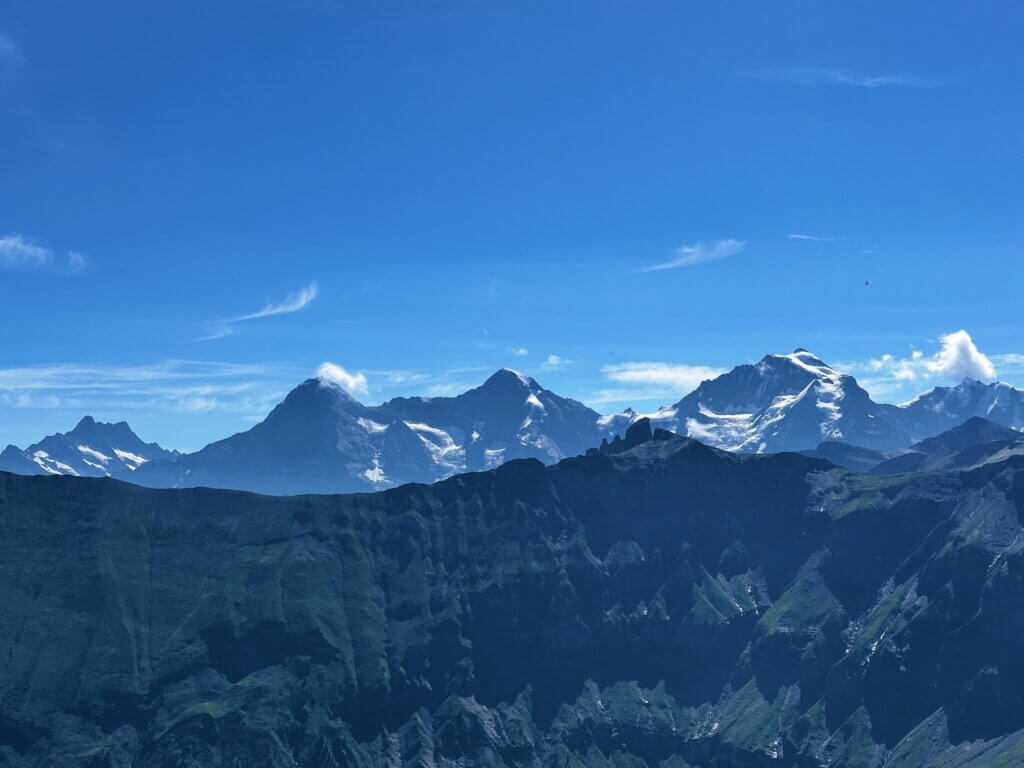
[3,349,1023,495]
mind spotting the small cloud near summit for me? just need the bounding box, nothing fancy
[853,330,997,395]
[317,362,369,396]
[928,330,996,382]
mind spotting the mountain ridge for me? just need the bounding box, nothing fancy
[3,420,1024,765]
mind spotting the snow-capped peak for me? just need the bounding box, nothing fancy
[0,417,176,479]
[654,348,867,452]
[483,368,535,390]
[775,348,834,373]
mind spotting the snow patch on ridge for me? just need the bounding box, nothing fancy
[77,445,112,465]
[32,450,79,476]
[404,422,464,473]
[114,449,148,468]
[357,418,389,434]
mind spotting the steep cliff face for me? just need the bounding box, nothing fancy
[2,429,1024,767]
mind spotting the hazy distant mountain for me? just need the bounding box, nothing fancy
[872,416,1024,475]
[799,440,897,473]
[129,369,607,494]
[0,416,178,478]
[899,378,1024,437]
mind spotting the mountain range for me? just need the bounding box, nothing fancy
[128,368,607,495]
[609,349,1024,454]
[3,349,1023,495]
[3,416,1024,766]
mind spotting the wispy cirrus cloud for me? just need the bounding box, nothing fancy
[591,361,726,409]
[789,233,834,242]
[66,251,88,273]
[993,353,1024,368]
[0,30,18,62]
[602,362,725,390]
[643,239,745,272]
[198,282,321,341]
[0,234,52,267]
[422,382,470,397]
[744,67,943,89]
[1,234,91,273]
[365,369,430,387]
[228,282,319,322]
[195,326,236,342]
[0,359,299,434]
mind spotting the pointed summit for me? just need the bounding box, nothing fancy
[482,368,535,390]
[789,348,828,364]
[769,348,833,372]
[74,415,97,430]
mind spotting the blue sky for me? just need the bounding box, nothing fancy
[1,1,1022,451]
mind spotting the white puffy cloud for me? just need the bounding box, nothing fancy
[926,330,996,381]
[508,346,529,357]
[861,330,996,385]
[836,329,1012,400]
[317,362,369,396]
[540,354,570,370]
